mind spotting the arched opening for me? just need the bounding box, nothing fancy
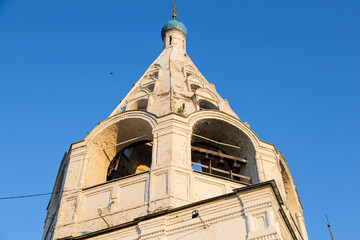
[107,140,152,181]
[86,117,153,187]
[191,119,256,183]
[198,99,218,110]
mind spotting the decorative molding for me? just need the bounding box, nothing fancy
[140,230,165,240]
[243,202,272,213]
[248,233,279,240]
[166,210,243,235]
[166,200,273,234]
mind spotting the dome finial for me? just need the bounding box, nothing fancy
[172,2,178,19]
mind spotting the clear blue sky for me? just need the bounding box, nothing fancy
[0,0,359,239]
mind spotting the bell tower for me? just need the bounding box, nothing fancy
[43,9,308,240]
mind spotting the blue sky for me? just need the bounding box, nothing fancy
[0,0,359,239]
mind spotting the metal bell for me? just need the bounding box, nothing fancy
[203,155,210,164]
[231,162,241,173]
[217,158,225,168]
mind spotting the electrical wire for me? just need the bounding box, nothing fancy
[103,133,151,150]
[3,134,240,200]
[0,192,53,200]
[0,189,76,200]
[192,133,242,150]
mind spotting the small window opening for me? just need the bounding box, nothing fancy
[145,83,155,92]
[169,36,172,45]
[199,100,218,110]
[191,84,201,92]
[107,141,152,181]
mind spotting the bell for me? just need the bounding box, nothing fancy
[193,159,201,164]
[217,158,225,169]
[203,155,210,164]
[231,162,241,173]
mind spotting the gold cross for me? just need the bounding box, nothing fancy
[172,2,178,19]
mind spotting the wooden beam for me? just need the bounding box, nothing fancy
[191,146,247,163]
[191,162,251,180]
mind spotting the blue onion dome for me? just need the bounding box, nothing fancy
[161,19,188,40]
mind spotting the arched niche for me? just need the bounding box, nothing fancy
[195,88,221,111]
[199,99,218,110]
[126,98,149,111]
[85,117,153,187]
[125,89,150,111]
[190,84,201,92]
[191,118,256,183]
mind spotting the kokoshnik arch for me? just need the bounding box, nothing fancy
[43,9,309,240]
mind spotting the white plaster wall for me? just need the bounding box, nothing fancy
[60,185,301,240]
[53,167,249,238]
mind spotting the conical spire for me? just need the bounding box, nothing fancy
[110,17,237,119]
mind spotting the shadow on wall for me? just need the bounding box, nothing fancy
[85,118,153,187]
[199,99,218,110]
[107,140,152,181]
